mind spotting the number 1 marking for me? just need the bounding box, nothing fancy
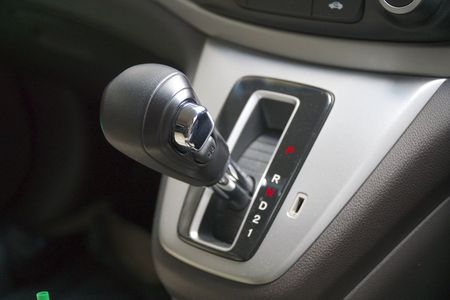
[247,229,253,237]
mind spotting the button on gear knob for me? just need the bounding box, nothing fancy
[174,102,214,151]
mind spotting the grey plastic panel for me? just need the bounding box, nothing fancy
[153,78,450,299]
[156,0,450,77]
[157,40,445,284]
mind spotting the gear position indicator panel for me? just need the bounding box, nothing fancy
[178,77,333,261]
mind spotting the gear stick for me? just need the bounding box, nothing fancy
[100,64,253,209]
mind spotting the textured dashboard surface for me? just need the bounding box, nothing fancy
[156,0,450,77]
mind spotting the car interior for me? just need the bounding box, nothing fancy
[1,0,450,299]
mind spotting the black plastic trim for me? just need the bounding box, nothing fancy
[190,0,450,42]
[177,77,333,260]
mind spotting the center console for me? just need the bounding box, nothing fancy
[157,40,444,284]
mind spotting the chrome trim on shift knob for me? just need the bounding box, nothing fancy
[173,101,254,208]
[174,102,215,151]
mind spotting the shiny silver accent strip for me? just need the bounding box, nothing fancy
[157,41,446,284]
[379,0,423,14]
[189,90,300,252]
[216,173,237,192]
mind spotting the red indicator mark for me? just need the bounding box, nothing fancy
[284,145,295,156]
[265,187,276,198]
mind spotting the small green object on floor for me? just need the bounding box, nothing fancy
[36,291,50,300]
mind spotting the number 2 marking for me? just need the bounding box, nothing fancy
[252,215,261,224]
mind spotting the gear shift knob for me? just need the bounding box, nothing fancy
[100,64,229,186]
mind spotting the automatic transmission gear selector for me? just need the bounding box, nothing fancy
[101,64,333,261]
